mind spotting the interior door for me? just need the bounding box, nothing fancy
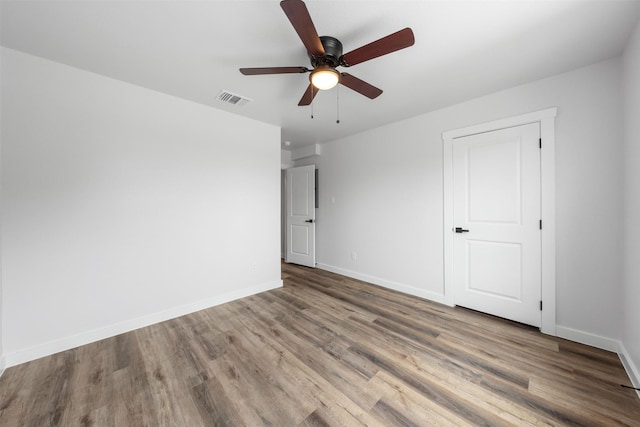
[285,165,316,267]
[452,123,541,327]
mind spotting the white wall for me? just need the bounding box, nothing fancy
[297,57,624,346]
[622,20,640,387]
[0,44,3,374]
[1,48,282,366]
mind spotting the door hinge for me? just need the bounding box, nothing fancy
[539,219,542,230]
[540,300,543,311]
[539,138,542,149]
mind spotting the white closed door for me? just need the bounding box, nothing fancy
[453,123,541,327]
[285,165,316,267]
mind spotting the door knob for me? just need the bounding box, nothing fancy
[455,227,469,233]
[305,219,314,223]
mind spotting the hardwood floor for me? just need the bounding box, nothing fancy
[1,262,639,426]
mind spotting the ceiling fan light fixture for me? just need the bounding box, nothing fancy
[310,65,340,90]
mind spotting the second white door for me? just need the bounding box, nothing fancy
[453,123,541,327]
[285,165,316,268]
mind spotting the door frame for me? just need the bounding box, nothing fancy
[442,107,557,335]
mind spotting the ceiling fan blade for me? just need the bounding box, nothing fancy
[280,0,325,57]
[339,73,383,99]
[240,67,309,75]
[341,28,415,67]
[298,84,319,106]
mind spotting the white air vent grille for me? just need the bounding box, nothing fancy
[216,90,252,106]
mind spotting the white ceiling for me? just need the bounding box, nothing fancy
[2,0,640,150]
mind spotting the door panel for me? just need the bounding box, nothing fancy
[290,225,310,256]
[468,140,521,223]
[291,173,311,216]
[468,240,522,300]
[285,165,315,267]
[453,123,540,327]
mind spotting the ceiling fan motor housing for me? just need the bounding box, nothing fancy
[310,36,343,68]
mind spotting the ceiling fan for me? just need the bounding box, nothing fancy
[240,0,415,106]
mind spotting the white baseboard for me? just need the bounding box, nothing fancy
[0,355,6,378]
[555,325,620,352]
[4,279,282,368]
[316,263,449,306]
[556,325,640,398]
[618,341,640,399]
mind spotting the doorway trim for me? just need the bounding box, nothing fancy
[442,107,557,335]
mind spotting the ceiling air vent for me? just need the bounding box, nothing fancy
[216,90,252,106]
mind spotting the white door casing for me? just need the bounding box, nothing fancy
[443,108,557,335]
[452,123,541,327]
[285,165,316,267]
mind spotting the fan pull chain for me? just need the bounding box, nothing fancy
[336,84,340,124]
[311,92,314,119]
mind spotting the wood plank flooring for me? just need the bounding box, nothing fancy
[1,262,639,426]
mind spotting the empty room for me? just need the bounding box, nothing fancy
[1,0,640,425]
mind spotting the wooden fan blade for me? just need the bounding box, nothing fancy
[298,84,319,106]
[240,67,309,75]
[341,28,415,67]
[339,73,383,99]
[280,0,324,57]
